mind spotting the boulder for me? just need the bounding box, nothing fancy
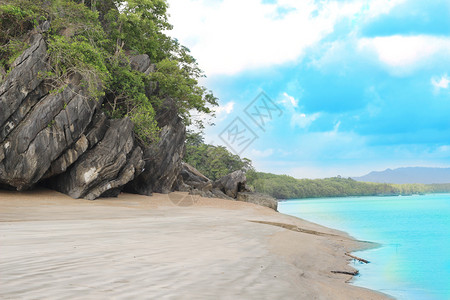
[236,192,278,211]
[129,54,155,75]
[213,170,249,199]
[179,162,212,191]
[175,164,275,208]
[211,188,234,200]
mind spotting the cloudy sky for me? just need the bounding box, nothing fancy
[167,0,450,178]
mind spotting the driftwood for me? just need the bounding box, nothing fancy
[331,270,359,276]
[345,253,370,264]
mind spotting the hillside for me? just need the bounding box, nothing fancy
[352,167,450,184]
[246,171,450,200]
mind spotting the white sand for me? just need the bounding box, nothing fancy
[0,189,391,299]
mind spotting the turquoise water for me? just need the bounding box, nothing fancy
[278,194,450,300]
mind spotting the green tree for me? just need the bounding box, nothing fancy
[184,131,253,181]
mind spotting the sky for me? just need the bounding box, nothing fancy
[167,0,450,179]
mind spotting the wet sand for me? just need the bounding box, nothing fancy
[0,189,391,299]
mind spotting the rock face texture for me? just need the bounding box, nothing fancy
[47,118,144,200]
[236,192,278,211]
[0,33,47,136]
[119,54,186,196]
[213,170,249,199]
[0,33,144,198]
[178,164,277,210]
[0,35,186,200]
[125,97,186,195]
[175,162,231,199]
[179,162,212,192]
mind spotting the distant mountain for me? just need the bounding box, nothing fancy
[352,167,450,184]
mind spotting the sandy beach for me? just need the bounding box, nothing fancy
[0,189,390,299]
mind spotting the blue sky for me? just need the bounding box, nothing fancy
[168,0,450,178]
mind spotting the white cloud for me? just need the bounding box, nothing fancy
[431,75,450,90]
[215,101,235,115]
[168,0,403,75]
[188,101,234,130]
[437,145,450,153]
[291,112,320,129]
[333,121,341,132]
[358,35,450,72]
[279,92,320,129]
[250,148,274,158]
[282,92,298,107]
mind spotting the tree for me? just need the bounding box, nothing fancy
[184,131,253,181]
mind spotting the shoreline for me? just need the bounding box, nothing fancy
[0,189,392,299]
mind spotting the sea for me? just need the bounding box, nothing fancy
[278,194,450,300]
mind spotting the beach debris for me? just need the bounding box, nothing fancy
[345,253,370,264]
[331,270,359,276]
[249,220,340,237]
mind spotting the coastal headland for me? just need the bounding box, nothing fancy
[0,189,391,299]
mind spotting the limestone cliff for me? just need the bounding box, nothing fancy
[0,30,185,199]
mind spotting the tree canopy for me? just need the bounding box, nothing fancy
[184,131,253,181]
[246,171,450,199]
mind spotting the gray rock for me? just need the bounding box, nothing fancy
[176,164,275,209]
[0,32,188,201]
[213,170,249,199]
[0,83,99,190]
[180,162,210,183]
[38,21,50,33]
[126,98,186,195]
[236,192,278,211]
[0,33,47,133]
[0,34,145,199]
[0,66,6,83]
[211,188,234,200]
[178,162,213,191]
[48,118,144,199]
[129,54,155,75]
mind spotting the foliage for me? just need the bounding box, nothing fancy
[102,0,218,126]
[0,1,45,73]
[184,131,253,181]
[247,172,450,199]
[46,35,109,97]
[149,59,217,124]
[0,0,217,145]
[103,0,172,60]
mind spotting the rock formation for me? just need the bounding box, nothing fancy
[0,28,188,199]
[125,97,186,195]
[123,53,186,195]
[177,163,277,210]
[0,27,277,210]
[236,192,278,211]
[0,31,144,198]
[213,170,248,198]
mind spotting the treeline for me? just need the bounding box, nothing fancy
[246,172,450,199]
[184,132,253,181]
[184,135,450,199]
